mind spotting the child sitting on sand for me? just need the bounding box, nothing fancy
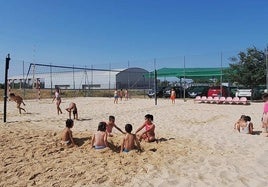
[106,115,125,137]
[61,119,77,147]
[9,93,26,114]
[91,122,108,149]
[235,115,253,134]
[121,124,141,153]
[135,114,156,142]
[66,102,78,120]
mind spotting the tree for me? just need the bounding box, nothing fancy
[224,47,266,88]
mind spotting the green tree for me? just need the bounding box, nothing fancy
[224,47,266,88]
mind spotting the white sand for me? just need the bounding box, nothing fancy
[0,97,268,186]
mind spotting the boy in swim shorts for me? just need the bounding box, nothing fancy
[106,115,125,137]
[66,102,78,120]
[9,93,26,114]
[121,124,141,153]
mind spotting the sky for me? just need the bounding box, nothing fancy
[0,0,268,81]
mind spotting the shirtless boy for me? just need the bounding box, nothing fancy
[106,115,125,137]
[9,93,26,114]
[121,124,141,153]
[91,122,108,149]
[66,102,78,120]
[61,119,77,147]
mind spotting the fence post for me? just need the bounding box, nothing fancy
[4,54,11,123]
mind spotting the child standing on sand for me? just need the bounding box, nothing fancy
[52,88,62,115]
[135,114,156,142]
[61,119,77,147]
[9,93,26,114]
[106,115,125,137]
[170,88,176,104]
[121,124,141,153]
[91,122,108,149]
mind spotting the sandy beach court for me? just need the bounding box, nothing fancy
[0,97,268,186]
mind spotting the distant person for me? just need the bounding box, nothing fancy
[114,90,119,104]
[61,119,77,147]
[52,87,62,115]
[9,93,26,114]
[262,93,268,134]
[106,115,125,137]
[121,124,141,153]
[91,122,108,149]
[170,88,176,104]
[119,89,123,101]
[66,102,78,120]
[135,114,156,142]
[124,89,129,100]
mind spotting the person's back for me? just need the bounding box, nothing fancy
[91,122,108,149]
[121,124,140,152]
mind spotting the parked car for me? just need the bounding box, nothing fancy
[163,86,184,98]
[207,86,229,97]
[252,85,266,100]
[186,86,209,98]
[147,86,166,98]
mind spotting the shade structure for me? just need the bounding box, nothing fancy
[146,67,228,80]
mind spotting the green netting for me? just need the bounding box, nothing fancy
[146,67,228,80]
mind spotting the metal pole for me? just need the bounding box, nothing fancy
[4,54,10,123]
[266,45,268,91]
[50,64,53,96]
[154,58,157,105]
[183,56,186,102]
[220,52,223,97]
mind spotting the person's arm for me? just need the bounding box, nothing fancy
[69,130,77,147]
[135,124,145,134]
[104,132,108,147]
[91,134,95,148]
[249,122,254,134]
[134,135,141,151]
[114,125,125,134]
[120,137,125,152]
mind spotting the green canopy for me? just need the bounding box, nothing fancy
[146,67,228,80]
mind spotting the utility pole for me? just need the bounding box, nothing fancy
[4,54,11,122]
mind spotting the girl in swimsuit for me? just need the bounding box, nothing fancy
[135,114,156,142]
[52,88,62,115]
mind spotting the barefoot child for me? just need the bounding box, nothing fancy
[91,122,108,149]
[61,119,77,147]
[52,88,62,115]
[9,93,26,114]
[66,102,78,120]
[135,114,156,142]
[106,115,125,137]
[170,88,176,104]
[121,124,141,153]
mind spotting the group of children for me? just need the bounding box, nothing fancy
[61,114,156,153]
[114,89,129,104]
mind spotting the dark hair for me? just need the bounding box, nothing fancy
[9,93,15,97]
[66,119,74,128]
[244,116,251,122]
[263,93,268,100]
[125,124,132,133]
[109,115,115,121]
[145,114,153,121]
[98,122,106,132]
